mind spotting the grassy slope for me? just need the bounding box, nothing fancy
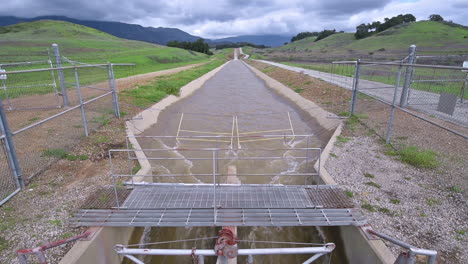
[0,20,210,75]
[275,21,468,53]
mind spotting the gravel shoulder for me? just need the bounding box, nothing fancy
[246,59,468,264]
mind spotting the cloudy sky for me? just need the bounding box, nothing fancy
[2,0,467,38]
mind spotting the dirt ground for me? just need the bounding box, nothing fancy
[246,60,467,263]
[0,62,204,263]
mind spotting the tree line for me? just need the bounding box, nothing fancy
[290,29,343,43]
[214,42,268,50]
[167,38,213,55]
[289,13,448,44]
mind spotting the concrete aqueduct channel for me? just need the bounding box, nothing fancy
[62,49,394,263]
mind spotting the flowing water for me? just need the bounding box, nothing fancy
[136,57,333,263]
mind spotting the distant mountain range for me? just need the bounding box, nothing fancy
[0,16,292,47]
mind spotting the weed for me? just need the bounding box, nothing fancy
[91,115,111,126]
[38,190,51,196]
[361,202,376,212]
[404,176,411,180]
[365,181,381,189]
[335,136,351,145]
[95,135,111,143]
[304,81,312,85]
[420,212,428,217]
[338,111,350,117]
[28,183,39,189]
[28,117,40,122]
[329,153,337,158]
[73,124,83,128]
[0,218,15,231]
[426,198,441,206]
[398,146,439,169]
[132,164,142,174]
[48,219,61,227]
[42,148,68,159]
[377,207,392,215]
[390,199,401,204]
[98,194,110,203]
[448,185,463,193]
[345,190,354,198]
[456,229,466,236]
[59,232,74,240]
[120,111,128,117]
[364,172,375,178]
[0,236,8,251]
[1,206,14,212]
[294,88,304,93]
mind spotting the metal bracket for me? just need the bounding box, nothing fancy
[360,224,380,240]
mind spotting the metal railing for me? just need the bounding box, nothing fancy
[367,229,437,264]
[114,243,335,264]
[109,136,322,212]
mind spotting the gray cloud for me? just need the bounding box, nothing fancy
[1,0,467,38]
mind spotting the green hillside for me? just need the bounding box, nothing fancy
[259,21,468,61]
[0,20,210,74]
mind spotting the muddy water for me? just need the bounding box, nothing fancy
[137,59,331,263]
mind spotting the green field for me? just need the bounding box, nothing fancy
[276,21,468,54]
[0,20,211,75]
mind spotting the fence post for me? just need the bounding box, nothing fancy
[0,98,24,189]
[74,68,89,137]
[399,45,416,107]
[386,65,404,144]
[107,63,120,118]
[52,44,69,108]
[349,59,361,115]
[461,73,468,103]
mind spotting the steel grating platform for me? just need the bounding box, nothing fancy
[71,208,366,227]
[71,185,365,227]
[121,184,355,209]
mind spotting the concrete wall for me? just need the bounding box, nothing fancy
[243,60,395,264]
[60,61,230,264]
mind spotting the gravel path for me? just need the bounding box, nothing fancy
[325,135,467,263]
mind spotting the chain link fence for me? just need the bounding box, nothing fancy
[0,44,134,205]
[331,46,467,187]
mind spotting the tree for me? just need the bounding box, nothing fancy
[429,14,444,22]
[291,32,319,42]
[355,23,370,39]
[315,29,336,42]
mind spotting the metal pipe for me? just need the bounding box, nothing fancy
[108,63,121,118]
[350,59,360,115]
[334,61,468,71]
[115,245,335,256]
[123,254,145,264]
[0,63,135,75]
[386,65,403,144]
[0,98,24,189]
[302,253,326,264]
[0,188,20,206]
[74,68,89,137]
[400,45,417,107]
[213,150,217,224]
[52,43,69,107]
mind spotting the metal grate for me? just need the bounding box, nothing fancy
[120,185,352,209]
[71,208,366,227]
[305,187,355,209]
